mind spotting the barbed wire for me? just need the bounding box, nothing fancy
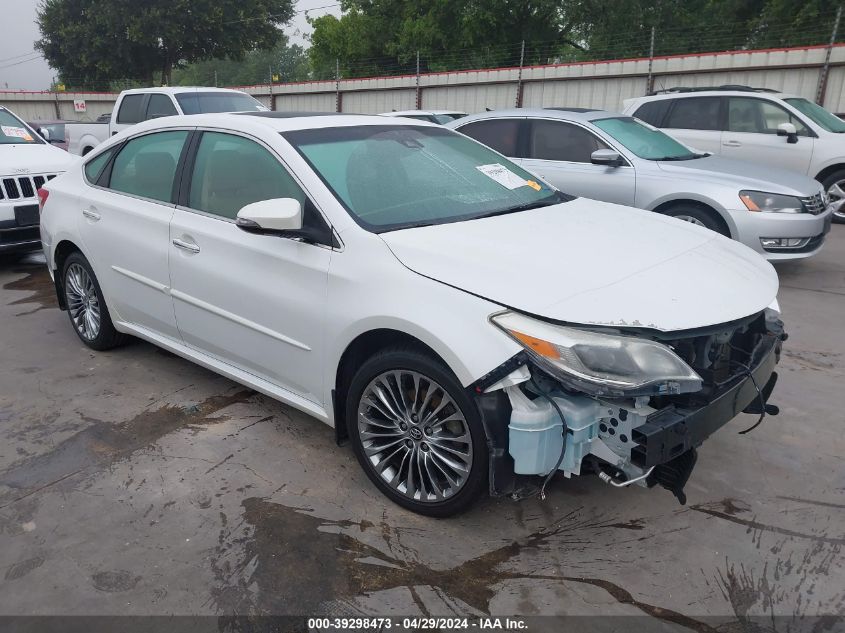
[16,14,842,92]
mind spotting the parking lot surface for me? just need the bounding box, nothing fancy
[0,228,843,628]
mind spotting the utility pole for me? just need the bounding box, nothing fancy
[515,40,525,107]
[415,50,421,109]
[214,70,218,87]
[646,26,656,95]
[816,4,842,105]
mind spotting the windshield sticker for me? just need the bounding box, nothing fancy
[525,179,542,191]
[476,163,528,190]
[1,126,33,141]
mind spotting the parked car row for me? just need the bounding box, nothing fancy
[447,107,831,261]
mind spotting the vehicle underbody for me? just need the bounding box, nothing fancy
[472,310,786,505]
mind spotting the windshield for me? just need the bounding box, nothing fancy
[284,125,565,232]
[592,116,701,160]
[784,98,845,133]
[0,109,40,145]
[175,92,268,115]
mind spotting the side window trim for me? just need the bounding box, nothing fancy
[178,128,336,247]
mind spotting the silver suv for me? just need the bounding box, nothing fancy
[623,87,845,223]
[448,108,832,261]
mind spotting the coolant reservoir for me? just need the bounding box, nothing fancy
[506,386,563,475]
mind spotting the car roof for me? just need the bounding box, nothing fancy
[451,107,622,125]
[119,86,252,96]
[382,110,466,116]
[636,89,800,101]
[117,111,442,137]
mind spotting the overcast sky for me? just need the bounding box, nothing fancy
[0,0,341,91]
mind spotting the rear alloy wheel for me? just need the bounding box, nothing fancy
[347,348,487,517]
[663,204,728,236]
[822,170,845,224]
[62,252,127,350]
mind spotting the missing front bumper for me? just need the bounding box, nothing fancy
[630,330,780,470]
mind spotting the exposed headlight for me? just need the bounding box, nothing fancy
[740,190,803,214]
[491,312,702,397]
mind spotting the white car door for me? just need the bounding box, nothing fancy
[518,119,635,205]
[76,129,189,340]
[720,97,815,175]
[660,96,724,155]
[168,130,332,404]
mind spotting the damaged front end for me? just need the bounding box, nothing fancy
[471,309,786,505]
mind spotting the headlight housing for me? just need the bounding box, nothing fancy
[491,312,702,397]
[739,190,803,214]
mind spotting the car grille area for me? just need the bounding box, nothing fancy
[801,192,827,215]
[0,174,56,201]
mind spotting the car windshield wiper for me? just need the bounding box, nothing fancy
[473,192,569,220]
[653,153,706,161]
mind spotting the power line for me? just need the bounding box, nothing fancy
[0,54,43,70]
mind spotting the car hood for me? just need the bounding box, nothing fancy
[380,199,778,332]
[656,155,819,196]
[0,143,76,176]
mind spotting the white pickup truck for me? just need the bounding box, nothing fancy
[66,86,268,155]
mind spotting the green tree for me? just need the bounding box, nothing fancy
[172,37,311,86]
[36,0,296,89]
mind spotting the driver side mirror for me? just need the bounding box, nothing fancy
[777,122,798,144]
[236,198,326,244]
[591,149,624,167]
[38,127,51,142]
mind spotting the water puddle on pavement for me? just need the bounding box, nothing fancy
[0,389,255,507]
[1,262,56,314]
[210,497,716,631]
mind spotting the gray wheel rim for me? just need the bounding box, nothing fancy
[357,370,473,503]
[827,179,845,220]
[65,263,101,341]
[674,214,706,227]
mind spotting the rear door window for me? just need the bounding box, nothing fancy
[116,95,145,124]
[84,149,115,184]
[664,97,721,130]
[632,100,672,127]
[527,120,609,163]
[456,119,522,157]
[146,94,178,120]
[107,131,188,203]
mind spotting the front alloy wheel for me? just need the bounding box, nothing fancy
[347,348,487,516]
[827,178,845,223]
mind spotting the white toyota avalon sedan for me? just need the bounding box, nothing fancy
[38,112,785,516]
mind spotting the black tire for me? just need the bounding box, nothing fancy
[345,347,488,517]
[820,169,845,224]
[62,252,127,350]
[662,204,729,236]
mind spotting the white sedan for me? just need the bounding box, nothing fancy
[39,112,785,516]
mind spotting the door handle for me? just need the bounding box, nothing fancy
[82,208,101,221]
[722,140,742,147]
[172,238,200,253]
